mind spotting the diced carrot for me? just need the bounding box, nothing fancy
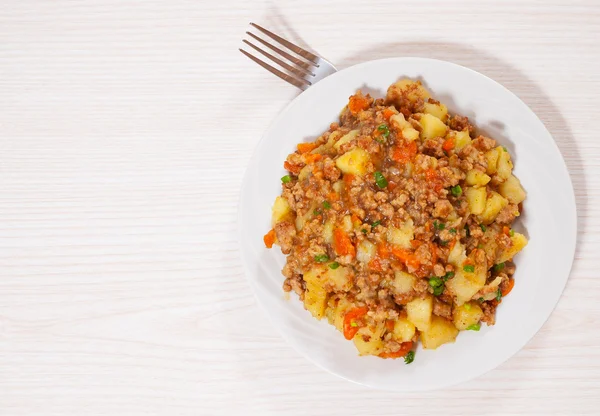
[502,278,515,297]
[304,153,322,164]
[343,307,369,340]
[383,108,396,121]
[329,192,339,201]
[334,228,355,257]
[351,213,361,226]
[391,246,421,269]
[503,226,511,236]
[379,342,413,359]
[343,173,355,186]
[392,140,417,163]
[377,243,391,259]
[263,229,276,249]
[387,181,397,191]
[425,168,438,181]
[385,320,395,331]
[368,258,383,272]
[410,240,422,249]
[283,161,301,175]
[297,142,318,154]
[442,137,455,152]
[348,94,370,115]
[430,243,438,263]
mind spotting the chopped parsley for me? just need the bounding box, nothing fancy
[314,254,329,263]
[443,271,455,281]
[361,228,367,234]
[466,323,481,331]
[313,209,321,216]
[281,175,291,183]
[429,277,445,296]
[322,201,331,209]
[433,220,445,231]
[449,228,457,234]
[496,288,502,301]
[404,350,415,364]
[493,262,506,272]
[480,224,487,232]
[377,124,391,138]
[451,185,463,197]
[372,220,381,228]
[329,262,340,269]
[374,171,388,188]
[509,229,515,237]
[463,264,475,273]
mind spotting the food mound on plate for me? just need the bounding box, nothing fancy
[263,79,528,361]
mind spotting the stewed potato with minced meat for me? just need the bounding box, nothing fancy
[264,79,528,361]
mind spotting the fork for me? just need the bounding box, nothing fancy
[239,23,337,90]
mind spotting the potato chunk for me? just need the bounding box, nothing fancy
[271,196,291,226]
[446,268,486,305]
[497,232,528,263]
[386,218,414,249]
[496,148,513,180]
[423,101,448,122]
[421,316,459,349]
[356,239,376,264]
[499,174,526,204]
[390,113,419,142]
[393,317,416,343]
[419,113,448,140]
[465,186,487,215]
[303,282,327,319]
[333,129,359,151]
[466,169,491,186]
[484,147,502,174]
[387,79,430,105]
[335,148,370,175]
[392,271,416,295]
[406,295,433,332]
[478,191,509,224]
[453,302,484,330]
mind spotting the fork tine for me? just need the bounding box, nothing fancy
[250,23,319,64]
[239,49,310,90]
[246,32,314,73]
[243,40,314,80]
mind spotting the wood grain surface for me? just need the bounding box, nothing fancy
[1,0,599,415]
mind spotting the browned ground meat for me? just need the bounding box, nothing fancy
[266,79,527,358]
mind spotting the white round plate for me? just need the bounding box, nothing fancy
[238,57,576,391]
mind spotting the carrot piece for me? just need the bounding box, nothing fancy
[503,226,511,236]
[348,94,370,115]
[392,140,417,163]
[343,307,369,340]
[385,319,395,331]
[377,243,391,259]
[334,228,355,257]
[283,161,301,175]
[379,342,414,359]
[343,173,355,186]
[263,229,276,249]
[297,142,318,154]
[502,278,515,297]
[442,137,455,152]
[383,108,396,121]
[368,258,383,272]
[391,246,420,269]
[304,153,322,164]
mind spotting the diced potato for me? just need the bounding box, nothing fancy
[478,191,509,224]
[451,129,472,151]
[446,268,486,305]
[465,186,487,215]
[324,265,353,291]
[421,316,459,349]
[335,148,370,176]
[388,79,430,105]
[323,220,334,244]
[386,218,414,249]
[497,232,528,263]
[496,148,513,180]
[333,129,359,151]
[453,302,484,330]
[326,131,342,148]
[303,281,327,319]
[466,169,491,186]
[298,164,312,181]
[423,102,448,122]
[482,228,501,260]
[393,317,416,343]
[419,113,448,140]
[329,297,352,332]
[356,239,376,263]
[406,295,433,332]
[295,202,316,231]
[341,215,353,232]
[332,180,344,194]
[272,196,291,226]
[390,113,420,142]
[354,323,385,355]
[447,241,467,267]
[392,270,416,295]
[484,147,502,174]
[499,174,526,204]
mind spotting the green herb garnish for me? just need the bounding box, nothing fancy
[463,264,475,273]
[496,288,502,301]
[493,262,505,272]
[374,171,388,188]
[451,185,463,197]
[443,271,455,281]
[464,303,472,311]
[281,175,291,183]
[372,220,381,228]
[503,146,508,152]
[314,254,329,263]
[329,262,340,269]
[377,124,390,138]
[480,224,487,232]
[313,209,321,216]
[322,201,331,209]
[509,229,515,237]
[361,228,367,234]
[449,228,457,234]
[466,323,481,331]
[433,220,445,231]
[350,321,358,327]
[404,350,415,364]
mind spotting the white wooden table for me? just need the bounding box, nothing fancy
[1,1,598,414]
